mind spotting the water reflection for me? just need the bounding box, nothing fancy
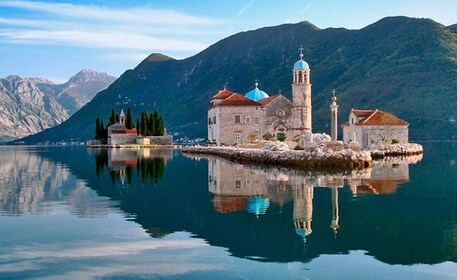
[91,148,173,185]
[206,154,423,244]
[0,147,114,217]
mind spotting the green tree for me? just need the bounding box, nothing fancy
[140,112,148,136]
[148,112,155,136]
[109,108,117,126]
[126,108,135,129]
[95,117,101,139]
[136,119,140,136]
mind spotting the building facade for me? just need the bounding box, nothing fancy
[208,51,312,146]
[342,109,409,148]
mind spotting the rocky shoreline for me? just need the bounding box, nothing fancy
[182,145,372,171]
[368,143,423,159]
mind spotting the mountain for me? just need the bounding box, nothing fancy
[0,70,116,142]
[0,75,68,142]
[17,16,457,144]
[36,69,116,115]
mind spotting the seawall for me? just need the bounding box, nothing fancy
[182,146,372,171]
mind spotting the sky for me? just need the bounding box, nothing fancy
[0,0,456,83]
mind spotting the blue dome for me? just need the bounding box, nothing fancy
[294,59,309,70]
[245,82,269,102]
[247,196,270,215]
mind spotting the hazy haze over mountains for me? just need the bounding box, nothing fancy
[0,70,116,142]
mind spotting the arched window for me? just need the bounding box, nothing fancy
[298,72,303,83]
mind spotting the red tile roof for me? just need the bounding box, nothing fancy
[351,109,408,126]
[352,109,375,118]
[258,94,281,106]
[211,89,237,100]
[217,93,261,106]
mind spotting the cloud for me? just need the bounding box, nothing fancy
[0,1,222,25]
[237,0,256,18]
[0,30,207,51]
[0,1,223,54]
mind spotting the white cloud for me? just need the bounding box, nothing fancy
[0,1,223,53]
[0,30,207,51]
[0,1,223,25]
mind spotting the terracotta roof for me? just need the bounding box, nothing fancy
[352,109,375,118]
[211,89,237,100]
[258,94,282,106]
[358,109,409,126]
[217,93,261,106]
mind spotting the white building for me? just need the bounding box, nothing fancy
[342,109,409,147]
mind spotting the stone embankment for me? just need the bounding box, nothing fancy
[182,145,372,170]
[368,143,423,159]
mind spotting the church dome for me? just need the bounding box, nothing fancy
[294,49,310,70]
[294,59,309,70]
[245,82,269,101]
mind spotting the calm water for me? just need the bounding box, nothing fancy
[0,143,456,279]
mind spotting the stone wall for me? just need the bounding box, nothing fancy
[109,134,137,145]
[343,125,408,147]
[213,105,264,146]
[263,96,293,139]
[145,135,173,145]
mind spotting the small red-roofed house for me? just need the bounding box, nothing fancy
[342,109,409,147]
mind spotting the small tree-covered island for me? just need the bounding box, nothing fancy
[88,108,173,147]
[183,49,423,169]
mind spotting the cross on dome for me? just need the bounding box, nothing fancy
[299,46,304,60]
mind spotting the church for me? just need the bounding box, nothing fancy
[208,50,312,146]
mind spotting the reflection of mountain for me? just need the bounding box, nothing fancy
[31,145,457,266]
[0,147,114,217]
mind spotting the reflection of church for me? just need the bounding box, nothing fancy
[206,155,417,240]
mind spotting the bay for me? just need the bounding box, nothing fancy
[0,143,456,279]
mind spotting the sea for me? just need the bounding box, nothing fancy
[0,142,456,279]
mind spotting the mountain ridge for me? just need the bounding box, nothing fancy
[0,70,116,142]
[15,16,457,144]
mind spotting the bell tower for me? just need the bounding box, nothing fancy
[291,47,312,135]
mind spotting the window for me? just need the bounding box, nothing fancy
[235,115,241,124]
[245,116,251,125]
[254,117,259,124]
[208,117,212,125]
[276,109,285,117]
[213,116,216,124]
[235,133,241,141]
[235,180,241,188]
[254,133,259,140]
[299,71,303,83]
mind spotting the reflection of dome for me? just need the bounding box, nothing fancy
[245,82,269,101]
[247,196,270,215]
[295,229,312,237]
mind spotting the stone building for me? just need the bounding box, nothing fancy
[208,50,312,146]
[341,109,409,148]
[107,109,137,145]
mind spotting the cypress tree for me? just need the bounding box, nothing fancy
[126,108,135,129]
[136,119,140,135]
[140,112,148,136]
[158,115,165,136]
[153,111,160,136]
[109,109,117,126]
[100,120,106,140]
[148,112,155,136]
[95,117,101,139]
